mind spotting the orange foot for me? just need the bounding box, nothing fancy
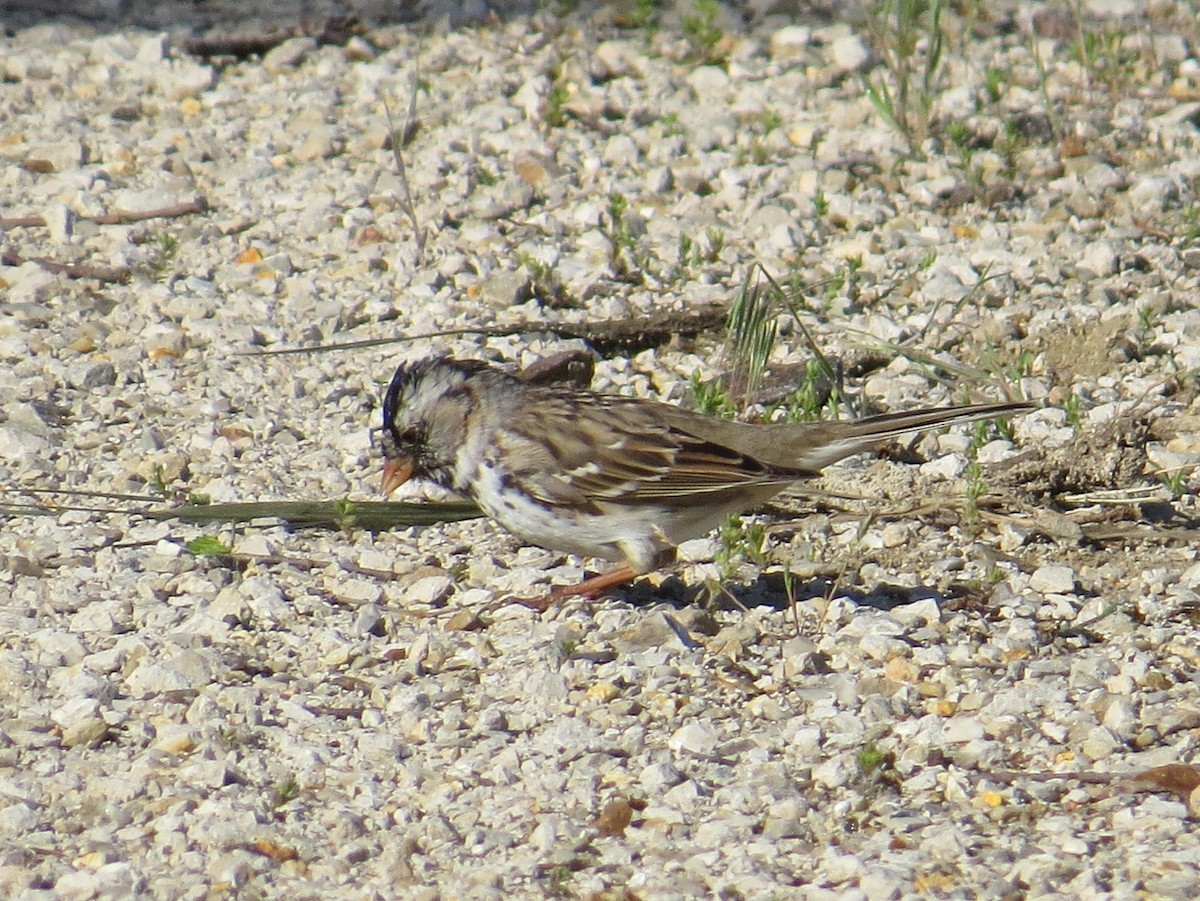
[489,566,639,613]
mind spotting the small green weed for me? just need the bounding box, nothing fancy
[689,371,738,418]
[716,516,768,581]
[1160,468,1189,498]
[605,192,637,276]
[1064,393,1083,432]
[186,535,233,557]
[271,776,301,809]
[682,0,727,63]
[857,742,888,775]
[864,0,945,154]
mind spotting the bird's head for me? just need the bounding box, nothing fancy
[379,357,490,494]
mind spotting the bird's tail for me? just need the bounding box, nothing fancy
[780,401,1038,472]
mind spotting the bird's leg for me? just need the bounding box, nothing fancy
[488,565,639,614]
[549,565,638,601]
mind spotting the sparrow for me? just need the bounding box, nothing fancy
[379,357,1034,603]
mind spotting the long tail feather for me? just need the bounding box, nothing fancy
[782,401,1037,471]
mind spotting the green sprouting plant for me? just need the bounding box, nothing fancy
[605,192,637,276]
[983,65,1005,103]
[1160,469,1189,498]
[1064,393,1083,432]
[993,118,1024,177]
[745,136,772,166]
[516,252,570,307]
[474,164,498,187]
[149,463,172,497]
[945,119,981,182]
[660,111,684,137]
[963,461,986,525]
[778,359,840,423]
[150,233,179,278]
[1137,303,1159,335]
[864,0,945,154]
[678,232,695,265]
[857,742,888,775]
[813,187,829,218]
[186,535,233,557]
[1070,26,1140,96]
[716,516,768,581]
[725,267,778,402]
[821,256,862,308]
[543,54,572,129]
[689,370,738,418]
[963,460,987,525]
[667,232,700,285]
[271,776,301,809]
[545,864,574,898]
[700,262,845,422]
[1027,29,1062,142]
[821,267,847,305]
[1005,350,1036,384]
[631,0,658,28]
[1178,203,1200,241]
[681,0,726,63]
[945,119,971,153]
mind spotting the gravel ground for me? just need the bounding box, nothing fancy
[3,1,1200,898]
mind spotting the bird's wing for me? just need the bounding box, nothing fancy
[499,394,799,509]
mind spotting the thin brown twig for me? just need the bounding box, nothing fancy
[92,197,208,225]
[381,50,426,266]
[0,249,131,283]
[0,197,207,230]
[0,215,46,228]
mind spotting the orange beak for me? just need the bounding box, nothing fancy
[381,457,414,496]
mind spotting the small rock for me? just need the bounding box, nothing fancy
[124,649,215,696]
[1029,565,1077,594]
[919,454,965,480]
[811,756,850,789]
[592,40,640,79]
[526,669,569,702]
[512,147,564,187]
[401,572,454,605]
[668,721,719,756]
[152,724,199,754]
[941,715,985,743]
[828,34,870,73]
[686,65,729,99]
[23,140,85,172]
[770,25,812,60]
[480,269,532,308]
[676,538,719,563]
[334,579,383,606]
[0,803,39,836]
[263,36,317,73]
[639,761,685,790]
[294,129,336,162]
[52,697,108,747]
[1078,241,1117,277]
[1128,175,1178,213]
[443,609,484,631]
[157,58,215,101]
[355,603,385,636]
